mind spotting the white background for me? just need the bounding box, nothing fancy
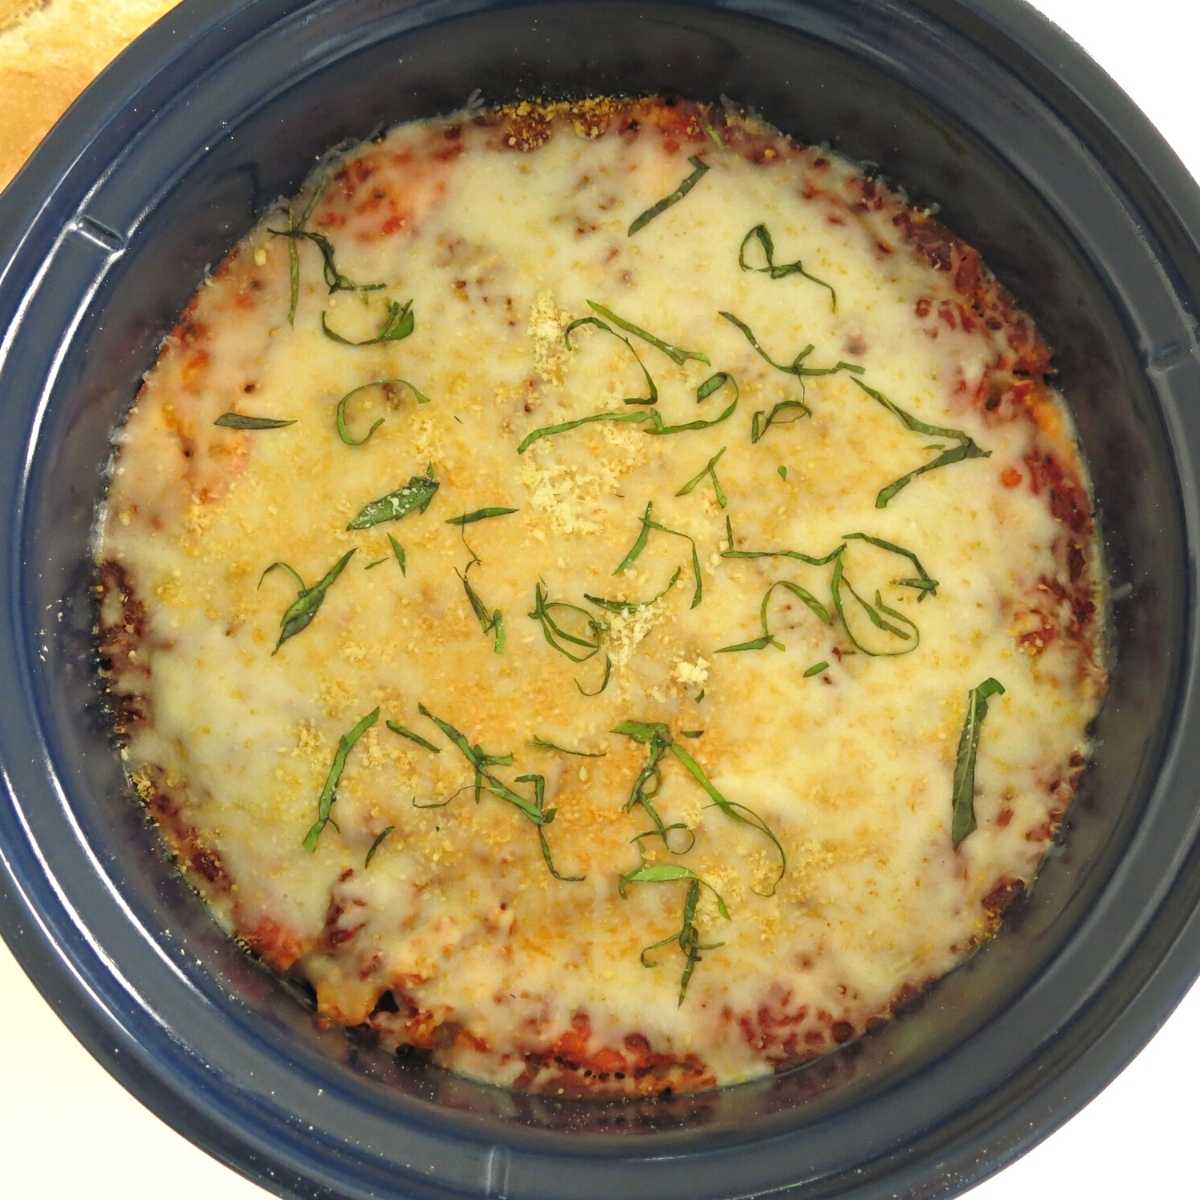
[2,1,1196,1196]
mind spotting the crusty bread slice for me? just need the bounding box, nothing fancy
[0,0,179,191]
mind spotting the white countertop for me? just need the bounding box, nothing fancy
[3,1,1194,1195]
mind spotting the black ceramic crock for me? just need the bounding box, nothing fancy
[2,2,1199,1197]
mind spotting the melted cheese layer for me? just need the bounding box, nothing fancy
[98,99,1106,1093]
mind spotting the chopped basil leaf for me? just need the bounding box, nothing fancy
[336,378,430,447]
[364,826,394,867]
[585,301,710,367]
[446,507,519,526]
[585,567,681,613]
[751,398,811,444]
[722,536,934,656]
[618,865,730,1006]
[274,179,327,327]
[738,223,837,311]
[528,581,607,663]
[528,581,612,695]
[302,707,379,851]
[214,413,296,430]
[831,555,920,657]
[614,720,694,855]
[346,473,438,530]
[721,545,844,567]
[803,660,829,678]
[842,532,939,600]
[387,534,407,575]
[363,557,387,570]
[457,560,504,653]
[517,408,659,453]
[849,378,990,507]
[615,720,786,894]
[565,315,658,406]
[618,861,730,915]
[719,311,864,381]
[675,447,728,508]
[777,465,788,481]
[951,678,1007,847]
[577,653,613,697]
[386,721,441,753]
[267,225,385,299]
[322,298,415,347]
[515,772,585,881]
[530,736,607,758]
[716,579,832,654]
[614,502,703,609]
[416,705,583,879]
[517,373,738,451]
[627,155,711,237]
[260,548,355,654]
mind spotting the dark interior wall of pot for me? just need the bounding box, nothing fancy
[20,0,1184,1139]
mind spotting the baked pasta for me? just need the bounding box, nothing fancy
[96,97,1106,1096]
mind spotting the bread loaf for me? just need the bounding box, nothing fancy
[0,0,178,191]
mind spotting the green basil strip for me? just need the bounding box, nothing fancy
[446,507,519,526]
[576,653,613,697]
[721,545,845,567]
[738,223,837,311]
[515,772,585,881]
[614,720,694,854]
[804,660,830,678]
[751,398,811,444]
[951,678,1007,848]
[842,532,939,600]
[386,721,441,753]
[585,566,681,613]
[618,867,729,1006]
[715,578,832,654]
[830,555,920,656]
[322,298,415,347]
[285,206,300,327]
[565,316,658,406]
[614,502,702,609]
[417,704,532,813]
[261,548,355,654]
[627,156,711,238]
[584,301,710,367]
[517,408,659,454]
[618,861,730,917]
[259,560,307,592]
[778,465,789,481]
[267,226,385,297]
[517,374,737,451]
[364,826,394,867]
[530,736,607,757]
[275,179,326,327]
[667,739,787,894]
[214,413,296,430]
[336,378,430,447]
[615,720,785,894]
[346,473,438,530]
[849,378,990,508]
[718,311,863,380]
[302,707,379,851]
[649,372,739,436]
[528,581,606,663]
[457,563,504,653]
[675,447,728,508]
[364,557,387,570]
[387,534,407,575]
[416,706,581,879]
